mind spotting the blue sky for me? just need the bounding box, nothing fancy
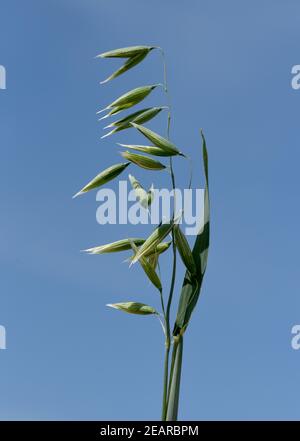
[0,0,300,420]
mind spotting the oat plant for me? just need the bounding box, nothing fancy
[74,45,210,421]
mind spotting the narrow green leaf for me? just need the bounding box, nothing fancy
[73,162,130,198]
[173,131,210,336]
[121,151,166,171]
[107,302,157,315]
[192,130,210,276]
[97,46,154,58]
[174,225,197,276]
[131,123,184,156]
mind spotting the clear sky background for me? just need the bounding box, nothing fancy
[0,0,300,421]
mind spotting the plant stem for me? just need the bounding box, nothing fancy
[161,228,177,420]
[161,343,170,419]
[159,47,178,421]
[166,335,183,421]
[160,285,169,419]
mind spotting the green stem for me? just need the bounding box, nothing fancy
[160,289,170,420]
[166,332,178,402]
[159,289,166,319]
[161,342,170,419]
[158,47,178,421]
[166,335,184,421]
[162,233,176,420]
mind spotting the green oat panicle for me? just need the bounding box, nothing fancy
[130,240,162,291]
[100,52,149,84]
[83,238,145,255]
[147,253,159,270]
[131,221,175,264]
[106,302,157,315]
[73,162,130,198]
[108,85,158,109]
[97,85,159,117]
[102,107,164,138]
[121,151,166,171]
[128,174,154,209]
[96,46,155,59]
[118,143,177,157]
[131,123,184,156]
[75,44,210,422]
[104,108,151,127]
[127,241,171,263]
